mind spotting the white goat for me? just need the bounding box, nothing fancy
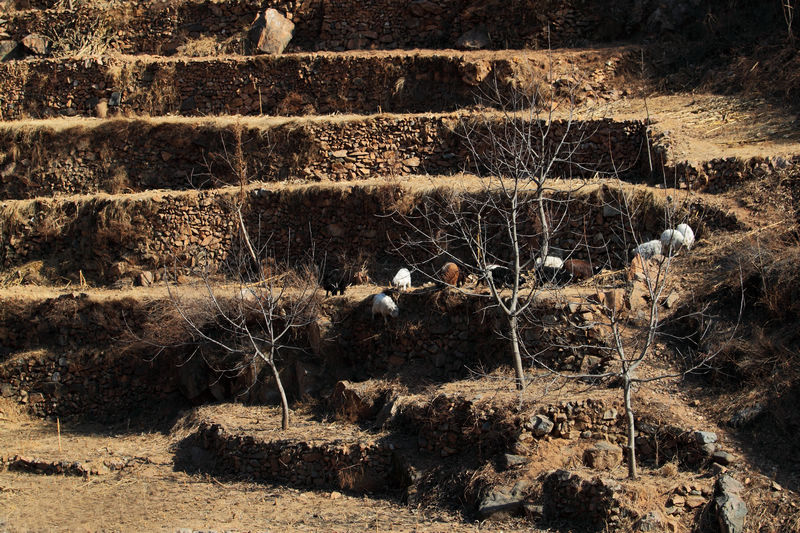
[660,229,686,255]
[633,240,664,260]
[535,256,564,269]
[392,267,412,291]
[372,293,399,324]
[676,223,695,250]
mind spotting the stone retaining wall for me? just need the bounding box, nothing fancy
[3,0,685,55]
[0,184,667,283]
[663,155,800,194]
[0,51,629,119]
[0,117,651,199]
[196,421,408,491]
[395,395,624,460]
[0,293,180,418]
[0,347,180,419]
[539,470,628,528]
[0,284,619,418]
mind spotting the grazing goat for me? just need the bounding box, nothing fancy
[536,256,564,269]
[676,223,695,250]
[633,240,664,260]
[392,268,412,291]
[562,259,599,281]
[660,229,686,255]
[440,262,466,288]
[372,292,399,323]
[322,268,350,297]
[482,264,526,288]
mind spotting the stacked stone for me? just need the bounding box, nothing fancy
[657,155,800,194]
[0,117,650,199]
[1,0,652,55]
[198,422,405,490]
[3,455,99,477]
[540,470,625,528]
[0,185,665,283]
[0,347,177,418]
[529,399,623,442]
[0,51,631,120]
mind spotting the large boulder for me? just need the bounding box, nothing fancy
[248,8,294,54]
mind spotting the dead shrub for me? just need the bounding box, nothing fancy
[689,230,800,387]
[103,166,130,194]
[46,3,133,58]
[0,201,33,237]
[94,200,151,252]
[335,453,394,492]
[0,260,57,286]
[276,91,315,116]
[657,461,679,478]
[176,37,221,57]
[427,287,468,313]
[36,205,66,242]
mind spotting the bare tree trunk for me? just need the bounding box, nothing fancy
[509,314,526,390]
[623,374,638,479]
[267,354,290,430]
[537,187,550,259]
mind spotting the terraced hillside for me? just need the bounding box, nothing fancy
[2,1,800,531]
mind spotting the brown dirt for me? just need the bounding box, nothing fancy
[595,93,800,163]
[0,407,544,533]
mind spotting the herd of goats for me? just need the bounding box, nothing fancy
[316,224,696,322]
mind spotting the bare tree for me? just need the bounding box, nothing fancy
[524,184,743,479]
[165,223,321,430]
[163,124,320,430]
[392,65,738,476]
[782,0,796,45]
[392,69,596,391]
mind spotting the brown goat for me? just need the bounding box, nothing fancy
[440,262,466,287]
[563,259,596,280]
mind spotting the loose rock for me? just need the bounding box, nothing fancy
[715,475,747,533]
[530,414,554,437]
[456,27,490,50]
[21,33,49,55]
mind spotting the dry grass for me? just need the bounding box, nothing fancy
[94,201,137,247]
[0,200,33,236]
[686,229,800,387]
[102,166,131,194]
[175,36,247,58]
[0,260,56,286]
[43,2,134,58]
